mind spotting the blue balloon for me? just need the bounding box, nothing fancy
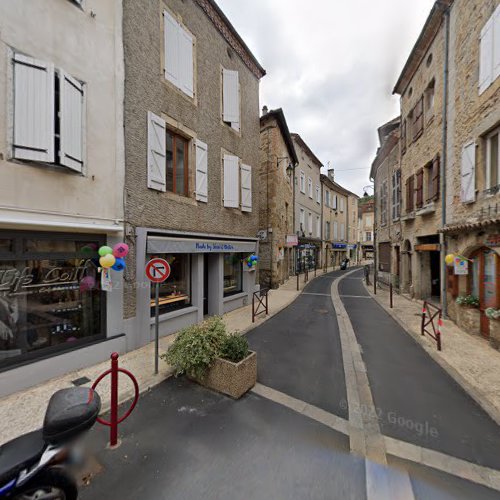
[112,257,126,272]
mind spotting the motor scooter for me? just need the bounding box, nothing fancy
[0,387,101,499]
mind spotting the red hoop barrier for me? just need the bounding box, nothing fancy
[92,352,139,447]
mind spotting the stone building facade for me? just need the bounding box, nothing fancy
[122,0,265,348]
[394,0,452,301]
[358,197,375,260]
[321,171,358,267]
[292,134,323,271]
[370,117,402,286]
[442,0,500,343]
[258,108,298,288]
[0,0,125,397]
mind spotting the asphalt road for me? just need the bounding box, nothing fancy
[80,268,500,499]
[340,269,500,470]
[246,269,348,418]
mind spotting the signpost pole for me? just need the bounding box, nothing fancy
[154,281,159,375]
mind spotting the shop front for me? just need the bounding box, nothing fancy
[332,242,347,267]
[296,242,320,273]
[134,230,258,344]
[0,229,125,397]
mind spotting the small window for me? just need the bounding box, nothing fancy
[222,69,240,131]
[486,128,499,190]
[223,254,243,297]
[426,53,433,67]
[408,87,413,97]
[308,177,313,198]
[166,130,189,196]
[299,208,305,230]
[316,185,320,203]
[300,171,305,193]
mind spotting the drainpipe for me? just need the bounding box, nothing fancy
[440,5,450,317]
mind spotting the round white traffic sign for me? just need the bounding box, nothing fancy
[145,258,171,283]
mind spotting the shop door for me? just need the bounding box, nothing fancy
[203,254,209,316]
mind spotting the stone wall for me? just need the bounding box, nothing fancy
[122,0,262,318]
[259,114,294,288]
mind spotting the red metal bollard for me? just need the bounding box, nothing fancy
[92,352,139,448]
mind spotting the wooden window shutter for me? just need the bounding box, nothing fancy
[223,154,239,208]
[59,70,84,172]
[147,111,166,191]
[416,169,424,208]
[195,139,208,202]
[479,17,494,94]
[432,156,440,200]
[414,98,424,139]
[401,119,407,155]
[494,5,500,81]
[406,175,414,212]
[178,27,194,98]
[164,10,180,88]
[240,163,252,212]
[13,53,55,163]
[461,142,476,203]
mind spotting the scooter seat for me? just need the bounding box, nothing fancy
[43,387,101,445]
[0,430,45,485]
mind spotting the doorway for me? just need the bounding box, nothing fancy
[203,254,209,316]
[430,250,440,299]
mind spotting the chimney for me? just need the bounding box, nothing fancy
[327,168,335,182]
[262,105,268,116]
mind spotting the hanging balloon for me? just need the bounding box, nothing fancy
[112,257,126,272]
[445,254,455,266]
[98,246,113,257]
[113,242,129,258]
[80,276,96,292]
[99,254,116,268]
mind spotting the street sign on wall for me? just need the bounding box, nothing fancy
[454,257,468,275]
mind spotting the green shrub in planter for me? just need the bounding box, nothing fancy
[161,316,227,379]
[486,308,500,320]
[219,334,249,363]
[456,295,479,308]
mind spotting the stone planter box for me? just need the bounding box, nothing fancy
[456,306,481,336]
[191,351,257,399]
[490,320,500,351]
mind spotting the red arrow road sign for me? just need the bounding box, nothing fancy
[145,258,171,283]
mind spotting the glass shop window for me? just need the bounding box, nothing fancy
[149,254,191,316]
[0,232,105,370]
[223,253,243,297]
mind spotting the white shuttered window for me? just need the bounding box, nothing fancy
[222,69,240,131]
[147,111,167,192]
[460,142,476,203]
[340,223,345,240]
[316,216,321,238]
[13,53,55,162]
[240,164,252,212]
[223,154,239,208]
[333,221,338,240]
[59,70,84,172]
[479,5,500,94]
[164,10,194,98]
[195,139,208,202]
[308,212,313,234]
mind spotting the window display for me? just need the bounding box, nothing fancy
[0,231,105,369]
[223,253,243,297]
[149,254,191,315]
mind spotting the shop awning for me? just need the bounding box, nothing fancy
[147,235,257,254]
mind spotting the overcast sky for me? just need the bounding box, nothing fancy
[217,0,435,196]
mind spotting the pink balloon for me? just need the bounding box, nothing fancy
[113,242,129,258]
[80,276,96,292]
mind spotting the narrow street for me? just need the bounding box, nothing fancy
[82,269,500,499]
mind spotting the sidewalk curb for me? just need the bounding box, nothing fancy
[362,279,500,428]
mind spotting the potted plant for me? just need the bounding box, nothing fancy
[162,316,256,399]
[486,308,500,350]
[455,295,480,335]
